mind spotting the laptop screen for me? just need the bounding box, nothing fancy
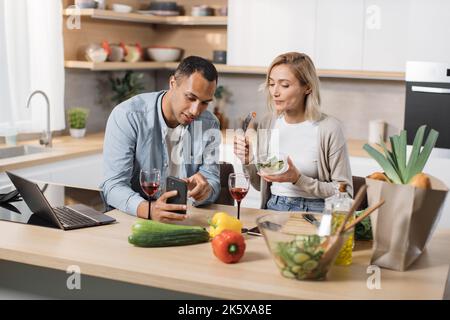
[0,183,105,228]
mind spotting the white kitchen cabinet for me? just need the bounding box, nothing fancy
[46,154,103,189]
[423,157,450,231]
[228,0,317,67]
[0,166,52,189]
[406,0,450,63]
[315,0,364,70]
[0,154,103,191]
[364,0,450,71]
[362,0,410,72]
[349,156,382,177]
[228,0,450,73]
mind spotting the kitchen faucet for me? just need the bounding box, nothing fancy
[26,90,52,147]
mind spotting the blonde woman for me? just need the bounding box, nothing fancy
[234,52,353,212]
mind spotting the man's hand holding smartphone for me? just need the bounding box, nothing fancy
[137,190,187,222]
[137,173,211,222]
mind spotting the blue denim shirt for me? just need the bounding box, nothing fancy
[100,91,221,216]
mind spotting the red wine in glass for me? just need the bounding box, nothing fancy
[141,182,160,198]
[228,173,250,232]
[230,187,248,202]
[140,168,161,218]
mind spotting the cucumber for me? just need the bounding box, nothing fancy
[293,253,310,264]
[282,269,296,279]
[128,220,209,247]
[132,219,205,233]
[275,236,326,280]
[290,265,302,274]
[302,260,319,272]
[277,244,296,268]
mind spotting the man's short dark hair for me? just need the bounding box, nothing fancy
[174,56,218,83]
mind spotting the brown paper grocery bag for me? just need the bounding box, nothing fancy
[366,176,448,271]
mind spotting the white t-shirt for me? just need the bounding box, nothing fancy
[270,116,319,199]
[165,125,187,178]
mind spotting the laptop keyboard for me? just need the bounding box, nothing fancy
[53,206,97,228]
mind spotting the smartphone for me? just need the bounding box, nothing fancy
[247,220,282,236]
[165,176,187,214]
[247,226,262,236]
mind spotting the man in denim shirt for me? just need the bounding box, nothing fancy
[100,56,221,222]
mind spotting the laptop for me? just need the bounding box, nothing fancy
[5,171,116,230]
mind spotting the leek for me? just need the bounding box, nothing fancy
[363,125,439,184]
[363,144,403,184]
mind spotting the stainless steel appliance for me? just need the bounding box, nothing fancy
[405,61,450,156]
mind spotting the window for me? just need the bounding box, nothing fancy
[0,0,65,134]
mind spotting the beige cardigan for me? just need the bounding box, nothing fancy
[243,113,353,209]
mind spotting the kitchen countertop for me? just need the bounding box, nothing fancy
[0,204,449,300]
[0,131,371,172]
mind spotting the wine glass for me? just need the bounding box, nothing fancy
[228,173,250,231]
[140,168,161,217]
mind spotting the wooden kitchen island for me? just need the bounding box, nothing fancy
[0,204,449,300]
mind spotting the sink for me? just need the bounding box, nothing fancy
[0,145,49,160]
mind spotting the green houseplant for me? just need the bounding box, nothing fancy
[68,107,89,138]
[110,71,145,106]
[213,85,232,129]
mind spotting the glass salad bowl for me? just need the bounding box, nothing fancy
[257,212,352,281]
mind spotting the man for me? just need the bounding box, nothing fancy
[100,56,221,222]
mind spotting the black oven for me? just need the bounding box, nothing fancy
[405,61,450,150]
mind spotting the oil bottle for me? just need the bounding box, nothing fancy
[328,183,354,266]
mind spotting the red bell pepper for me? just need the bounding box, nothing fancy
[211,230,246,264]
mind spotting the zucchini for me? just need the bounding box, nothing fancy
[128,220,209,247]
[132,219,206,233]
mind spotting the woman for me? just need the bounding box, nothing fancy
[234,52,353,212]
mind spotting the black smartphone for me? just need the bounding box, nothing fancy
[247,226,262,236]
[165,176,187,214]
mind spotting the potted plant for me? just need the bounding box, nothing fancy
[68,107,89,138]
[110,71,145,106]
[213,85,232,129]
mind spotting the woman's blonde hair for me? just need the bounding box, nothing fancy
[264,52,322,121]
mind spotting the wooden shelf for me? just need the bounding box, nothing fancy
[317,69,405,81]
[65,60,167,71]
[64,60,266,74]
[64,61,405,80]
[63,8,227,26]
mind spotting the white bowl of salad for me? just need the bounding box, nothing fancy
[256,153,288,175]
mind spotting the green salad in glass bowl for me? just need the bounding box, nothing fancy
[256,153,288,175]
[257,212,352,281]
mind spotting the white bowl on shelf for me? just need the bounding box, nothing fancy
[112,3,133,13]
[146,46,182,62]
[75,0,97,9]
